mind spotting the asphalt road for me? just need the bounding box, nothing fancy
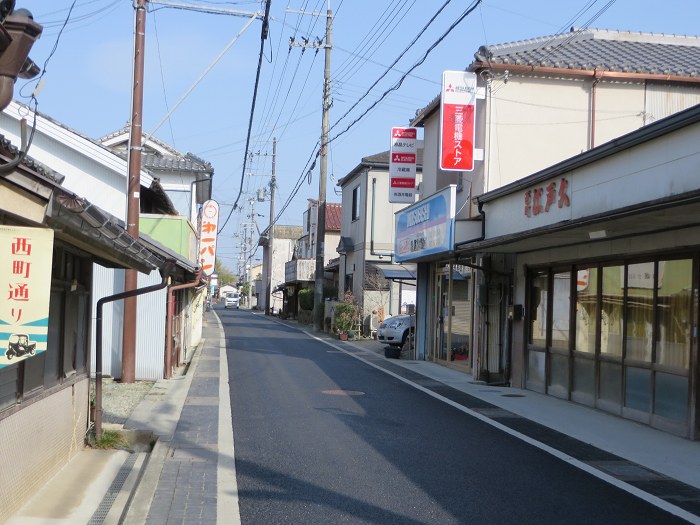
[221,307,686,525]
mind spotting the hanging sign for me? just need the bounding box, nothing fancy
[0,227,53,369]
[389,127,418,203]
[199,200,219,276]
[440,70,477,172]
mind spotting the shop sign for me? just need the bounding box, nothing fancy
[0,227,53,369]
[524,177,570,218]
[395,185,456,262]
[199,199,219,276]
[440,70,477,172]
[389,127,418,203]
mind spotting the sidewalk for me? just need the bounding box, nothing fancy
[7,308,700,524]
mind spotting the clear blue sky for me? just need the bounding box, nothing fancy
[15,0,700,272]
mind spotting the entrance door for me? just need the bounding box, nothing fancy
[432,268,450,362]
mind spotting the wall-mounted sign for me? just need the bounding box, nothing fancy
[0,227,53,369]
[440,70,477,172]
[395,185,456,263]
[389,127,418,203]
[199,200,219,276]
[524,178,570,217]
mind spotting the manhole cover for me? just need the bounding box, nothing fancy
[321,389,365,396]
[501,393,526,398]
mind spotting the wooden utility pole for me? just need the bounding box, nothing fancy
[289,2,332,331]
[122,0,147,383]
[265,138,277,315]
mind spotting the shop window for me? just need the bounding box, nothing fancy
[655,259,691,369]
[654,372,688,421]
[600,265,624,357]
[625,367,652,413]
[529,271,548,347]
[599,361,622,406]
[551,271,571,350]
[625,263,654,363]
[575,267,597,354]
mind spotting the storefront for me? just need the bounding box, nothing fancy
[458,104,700,439]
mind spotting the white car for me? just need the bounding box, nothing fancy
[377,314,415,347]
[224,295,240,308]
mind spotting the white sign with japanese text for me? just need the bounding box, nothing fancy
[199,200,219,276]
[389,127,418,203]
[0,227,53,368]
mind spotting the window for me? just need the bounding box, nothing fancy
[351,186,360,221]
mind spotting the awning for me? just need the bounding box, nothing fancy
[370,262,416,281]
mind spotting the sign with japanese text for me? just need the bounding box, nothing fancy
[440,70,477,172]
[0,227,53,369]
[523,178,571,218]
[389,127,418,203]
[395,185,456,263]
[199,200,219,276]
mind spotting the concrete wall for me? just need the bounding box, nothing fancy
[0,379,88,523]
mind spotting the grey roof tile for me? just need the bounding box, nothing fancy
[471,29,700,77]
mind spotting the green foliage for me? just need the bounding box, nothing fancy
[334,302,359,332]
[298,287,314,311]
[91,430,128,450]
[215,260,235,286]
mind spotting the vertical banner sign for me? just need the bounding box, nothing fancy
[199,200,219,276]
[389,127,418,203]
[0,227,53,369]
[440,70,477,172]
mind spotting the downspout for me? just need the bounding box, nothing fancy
[590,71,602,149]
[370,177,393,259]
[95,260,176,439]
[165,268,204,379]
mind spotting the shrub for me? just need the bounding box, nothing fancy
[334,302,358,332]
[298,287,314,311]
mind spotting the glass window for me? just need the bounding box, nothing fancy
[599,361,622,405]
[656,259,691,369]
[625,367,651,412]
[654,372,688,421]
[351,186,360,221]
[529,271,548,347]
[548,353,569,396]
[527,351,545,389]
[601,265,623,357]
[575,267,597,354]
[573,357,595,398]
[625,263,654,363]
[551,271,571,350]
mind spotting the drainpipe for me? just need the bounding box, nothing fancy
[95,260,176,439]
[590,71,602,149]
[165,268,204,379]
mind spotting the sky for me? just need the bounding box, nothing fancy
[13,0,700,272]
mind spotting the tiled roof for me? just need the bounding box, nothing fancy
[470,28,700,77]
[141,152,213,173]
[325,202,342,231]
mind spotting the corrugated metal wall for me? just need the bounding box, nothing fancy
[136,271,167,380]
[645,83,700,124]
[90,264,123,379]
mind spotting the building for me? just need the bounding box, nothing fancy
[0,133,165,520]
[396,28,700,436]
[258,224,303,315]
[337,150,423,322]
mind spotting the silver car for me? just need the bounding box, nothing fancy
[377,314,414,347]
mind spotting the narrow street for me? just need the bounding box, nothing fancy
[220,308,687,525]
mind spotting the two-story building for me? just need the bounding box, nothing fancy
[396,28,700,437]
[337,150,423,322]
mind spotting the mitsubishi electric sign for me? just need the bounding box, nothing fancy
[389,127,418,203]
[440,70,477,172]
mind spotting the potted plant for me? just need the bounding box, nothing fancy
[334,302,357,340]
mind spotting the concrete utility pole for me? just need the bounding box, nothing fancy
[122,0,147,383]
[247,199,255,308]
[289,1,332,331]
[265,138,277,315]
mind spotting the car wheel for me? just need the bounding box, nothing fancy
[384,346,401,359]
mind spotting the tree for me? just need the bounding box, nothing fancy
[215,260,235,285]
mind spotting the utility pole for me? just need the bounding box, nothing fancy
[289,1,332,331]
[248,198,255,308]
[122,0,147,383]
[265,138,277,315]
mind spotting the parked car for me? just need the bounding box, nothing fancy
[224,294,240,309]
[377,314,415,348]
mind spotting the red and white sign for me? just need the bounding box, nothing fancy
[198,200,219,276]
[389,126,418,203]
[440,71,477,172]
